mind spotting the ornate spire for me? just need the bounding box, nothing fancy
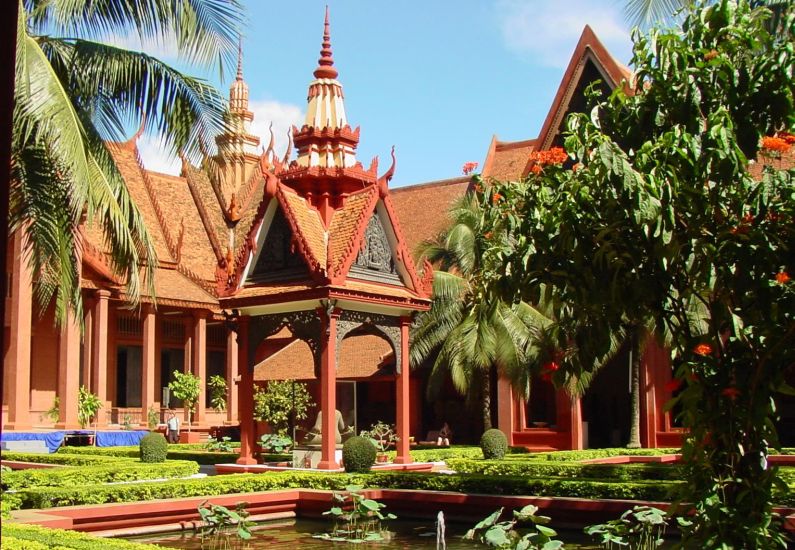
[236,35,244,81]
[314,6,338,79]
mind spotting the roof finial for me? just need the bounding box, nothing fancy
[236,35,244,81]
[313,6,338,79]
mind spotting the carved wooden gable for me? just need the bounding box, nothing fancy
[249,207,309,283]
[349,213,402,285]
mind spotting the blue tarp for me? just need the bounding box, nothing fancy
[0,431,65,453]
[95,430,149,447]
[1,430,150,452]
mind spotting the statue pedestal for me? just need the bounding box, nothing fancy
[292,445,343,468]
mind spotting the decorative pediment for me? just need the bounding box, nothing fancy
[349,213,401,285]
[248,207,310,283]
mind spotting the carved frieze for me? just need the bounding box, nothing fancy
[250,208,307,282]
[246,310,322,374]
[350,214,401,284]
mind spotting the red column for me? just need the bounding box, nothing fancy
[236,317,256,465]
[496,376,515,445]
[317,307,339,470]
[55,309,81,429]
[182,315,193,422]
[226,328,239,423]
[641,347,659,448]
[569,395,584,450]
[81,301,93,390]
[393,316,412,464]
[193,310,207,425]
[4,232,32,429]
[141,304,156,425]
[91,290,110,416]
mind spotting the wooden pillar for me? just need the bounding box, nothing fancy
[393,316,412,464]
[141,304,156,425]
[55,309,81,428]
[182,315,193,421]
[4,232,32,429]
[497,376,515,445]
[236,317,256,465]
[193,310,207,425]
[91,290,110,415]
[317,307,339,470]
[81,301,92,390]
[226,328,238,423]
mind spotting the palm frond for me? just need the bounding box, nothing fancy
[624,0,686,27]
[27,0,244,78]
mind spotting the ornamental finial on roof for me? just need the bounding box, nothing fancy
[313,6,338,79]
[236,35,244,81]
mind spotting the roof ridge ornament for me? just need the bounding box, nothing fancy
[313,6,338,79]
[236,35,244,81]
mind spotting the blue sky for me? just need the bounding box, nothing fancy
[137,0,635,188]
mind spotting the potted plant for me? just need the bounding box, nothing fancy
[168,371,201,443]
[361,421,398,463]
[77,385,102,444]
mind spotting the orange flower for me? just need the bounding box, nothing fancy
[775,271,791,284]
[462,161,479,175]
[484,232,493,240]
[761,136,790,154]
[529,165,543,175]
[742,213,754,224]
[529,147,568,167]
[704,49,719,61]
[572,162,583,171]
[492,193,502,203]
[721,387,741,400]
[780,132,795,145]
[694,343,713,356]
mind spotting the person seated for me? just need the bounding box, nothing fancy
[437,422,452,446]
[302,409,349,445]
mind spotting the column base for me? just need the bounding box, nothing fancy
[236,456,257,465]
[316,460,340,470]
[392,456,413,465]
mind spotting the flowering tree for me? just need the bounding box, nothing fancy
[480,1,794,546]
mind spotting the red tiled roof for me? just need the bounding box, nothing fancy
[390,177,471,259]
[278,186,327,275]
[481,137,537,182]
[327,186,378,279]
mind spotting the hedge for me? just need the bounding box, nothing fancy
[1,523,165,550]
[13,469,685,510]
[56,446,288,465]
[529,448,681,462]
[446,458,684,481]
[2,460,199,490]
[2,452,128,466]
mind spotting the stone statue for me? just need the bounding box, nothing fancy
[303,409,348,445]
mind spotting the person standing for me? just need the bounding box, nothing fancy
[166,410,180,444]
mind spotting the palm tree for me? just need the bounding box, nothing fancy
[12,0,243,322]
[410,194,550,431]
[624,0,786,28]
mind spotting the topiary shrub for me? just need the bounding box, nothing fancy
[342,436,376,473]
[480,429,508,460]
[139,432,168,463]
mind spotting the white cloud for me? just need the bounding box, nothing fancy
[248,100,305,160]
[496,0,632,68]
[136,135,182,175]
[135,99,305,175]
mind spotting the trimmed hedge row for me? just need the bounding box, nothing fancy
[1,523,165,549]
[12,469,685,510]
[528,448,681,462]
[1,452,127,466]
[56,446,289,465]
[2,460,199,490]
[446,458,684,481]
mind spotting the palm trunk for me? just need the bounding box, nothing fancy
[627,330,642,449]
[481,369,492,432]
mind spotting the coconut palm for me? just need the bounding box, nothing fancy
[410,193,551,431]
[12,0,243,322]
[625,0,786,28]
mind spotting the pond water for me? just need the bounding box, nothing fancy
[134,518,607,549]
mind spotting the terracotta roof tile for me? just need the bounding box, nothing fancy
[279,187,328,273]
[183,163,226,259]
[231,280,318,300]
[338,333,394,378]
[483,139,537,182]
[327,186,377,277]
[108,142,173,262]
[152,268,217,304]
[148,172,217,281]
[334,279,419,300]
[254,338,316,381]
[390,177,470,258]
